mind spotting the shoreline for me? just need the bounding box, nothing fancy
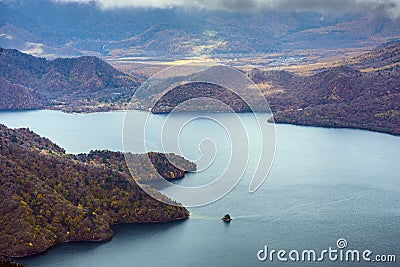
[0,124,194,259]
[271,118,400,137]
[2,107,398,137]
[9,216,189,259]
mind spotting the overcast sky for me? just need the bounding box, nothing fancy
[52,0,400,18]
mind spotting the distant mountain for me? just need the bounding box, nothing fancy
[1,0,399,57]
[0,47,139,111]
[0,124,193,257]
[0,22,82,57]
[281,16,400,49]
[250,41,400,135]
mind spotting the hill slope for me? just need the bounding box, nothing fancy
[345,40,400,70]
[0,124,193,257]
[0,47,139,112]
[251,41,400,135]
[0,78,46,110]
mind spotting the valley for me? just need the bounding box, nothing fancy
[1,39,399,136]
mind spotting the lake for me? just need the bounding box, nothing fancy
[0,110,399,266]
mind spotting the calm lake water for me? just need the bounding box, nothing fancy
[1,110,399,267]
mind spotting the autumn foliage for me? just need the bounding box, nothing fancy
[0,47,139,112]
[250,41,400,136]
[0,124,193,257]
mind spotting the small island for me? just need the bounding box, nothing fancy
[221,214,232,223]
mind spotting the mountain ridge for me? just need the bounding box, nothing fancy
[1,0,400,58]
[0,47,139,111]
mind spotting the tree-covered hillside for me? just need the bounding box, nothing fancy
[251,41,400,135]
[0,124,193,257]
[0,48,139,112]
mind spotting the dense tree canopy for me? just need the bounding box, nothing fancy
[0,124,193,257]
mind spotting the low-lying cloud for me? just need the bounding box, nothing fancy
[53,0,400,18]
